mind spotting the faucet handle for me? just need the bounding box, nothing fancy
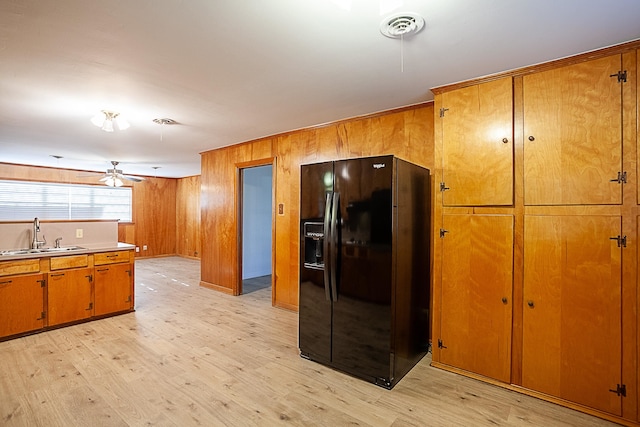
[55,237,62,248]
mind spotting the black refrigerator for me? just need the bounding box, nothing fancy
[299,155,430,389]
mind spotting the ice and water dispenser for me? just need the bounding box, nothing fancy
[303,222,324,270]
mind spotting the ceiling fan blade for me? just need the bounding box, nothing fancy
[76,171,105,177]
[120,174,145,182]
[99,176,111,182]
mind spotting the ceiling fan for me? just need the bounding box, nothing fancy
[100,161,145,187]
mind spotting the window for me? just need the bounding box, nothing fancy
[0,180,132,222]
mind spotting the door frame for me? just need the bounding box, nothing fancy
[235,157,276,303]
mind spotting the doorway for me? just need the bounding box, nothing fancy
[239,164,273,295]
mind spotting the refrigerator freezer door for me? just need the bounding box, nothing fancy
[299,161,333,363]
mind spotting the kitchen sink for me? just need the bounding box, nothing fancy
[0,246,85,256]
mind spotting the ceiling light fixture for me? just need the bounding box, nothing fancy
[104,176,124,187]
[91,110,130,132]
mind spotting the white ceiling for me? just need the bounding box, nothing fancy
[1,0,639,178]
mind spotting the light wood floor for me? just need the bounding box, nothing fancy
[0,257,618,426]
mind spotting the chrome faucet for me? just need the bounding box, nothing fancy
[31,217,46,249]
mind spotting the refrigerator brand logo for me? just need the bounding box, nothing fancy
[373,163,386,169]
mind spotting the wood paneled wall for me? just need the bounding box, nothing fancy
[200,104,435,310]
[176,175,201,259]
[0,163,179,259]
[133,176,177,258]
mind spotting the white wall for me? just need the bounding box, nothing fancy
[0,219,118,250]
[242,165,272,279]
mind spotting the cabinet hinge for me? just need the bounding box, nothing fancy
[610,235,627,248]
[439,229,449,238]
[609,171,627,184]
[86,302,93,311]
[36,311,46,320]
[126,269,132,277]
[438,339,447,349]
[610,70,627,83]
[440,182,450,192]
[85,274,93,282]
[439,107,449,118]
[609,384,627,397]
[38,279,45,288]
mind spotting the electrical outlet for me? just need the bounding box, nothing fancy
[76,229,83,238]
[143,245,148,250]
[135,246,140,252]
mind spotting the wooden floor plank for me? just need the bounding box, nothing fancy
[0,256,619,426]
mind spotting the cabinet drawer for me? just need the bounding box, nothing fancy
[0,259,40,277]
[94,251,130,265]
[50,255,89,271]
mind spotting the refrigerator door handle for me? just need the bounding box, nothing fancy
[330,192,339,302]
[323,192,333,301]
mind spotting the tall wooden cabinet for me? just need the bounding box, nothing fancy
[432,44,638,425]
[523,215,623,415]
[523,55,624,205]
[441,77,513,206]
[439,214,513,383]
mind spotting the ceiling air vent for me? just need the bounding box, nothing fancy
[380,13,425,38]
[153,118,178,125]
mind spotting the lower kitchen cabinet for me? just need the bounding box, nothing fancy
[438,214,514,383]
[0,273,45,337]
[522,215,623,416]
[94,262,133,316]
[0,249,135,341]
[47,267,93,326]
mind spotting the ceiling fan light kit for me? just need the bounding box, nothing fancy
[91,110,130,132]
[103,176,124,187]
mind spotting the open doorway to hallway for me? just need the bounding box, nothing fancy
[240,164,273,295]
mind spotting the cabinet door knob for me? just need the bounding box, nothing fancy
[502,297,508,304]
[527,300,535,308]
[528,136,535,141]
[502,138,509,144]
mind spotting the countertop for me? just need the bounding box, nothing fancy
[0,242,135,261]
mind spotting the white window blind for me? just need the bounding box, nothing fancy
[0,180,132,221]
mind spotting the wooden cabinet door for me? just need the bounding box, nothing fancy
[523,55,623,205]
[0,273,44,337]
[522,215,622,415]
[47,267,93,326]
[94,263,133,316]
[441,77,513,206]
[440,214,513,382]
